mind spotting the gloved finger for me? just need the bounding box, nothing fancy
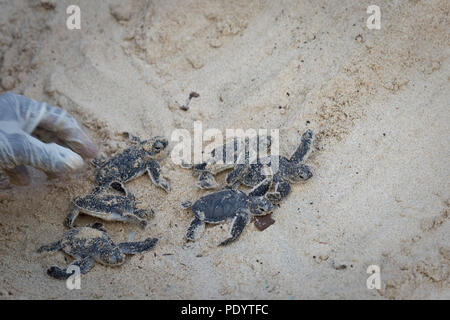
[0,131,84,173]
[55,126,98,159]
[5,165,31,186]
[36,107,97,158]
[0,92,97,158]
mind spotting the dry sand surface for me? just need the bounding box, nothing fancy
[0,0,449,299]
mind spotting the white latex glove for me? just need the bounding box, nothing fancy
[0,92,97,185]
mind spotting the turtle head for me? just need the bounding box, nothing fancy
[248,196,275,215]
[193,162,207,172]
[98,246,125,266]
[287,163,312,182]
[141,136,168,157]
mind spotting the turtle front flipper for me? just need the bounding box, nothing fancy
[219,208,250,246]
[123,131,142,144]
[147,160,171,192]
[134,208,154,219]
[118,237,158,254]
[123,213,148,229]
[290,129,314,163]
[64,205,80,228]
[225,164,247,186]
[248,178,272,197]
[181,200,193,209]
[186,217,205,241]
[196,171,218,189]
[47,257,94,280]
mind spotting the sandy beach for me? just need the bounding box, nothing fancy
[0,0,448,299]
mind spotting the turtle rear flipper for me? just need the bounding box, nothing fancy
[118,238,158,254]
[47,266,71,280]
[290,129,314,163]
[37,241,61,253]
[47,257,94,280]
[147,160,171,192]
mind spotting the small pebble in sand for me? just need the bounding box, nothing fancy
[180,92,200,111]
[209,39,223,48]
[253,214,275,231]
[186,55,204,70]
[1,76,15,90]
[332,261,347,270]
[39,0,56,10]
[109,2,134,22]
[355,34,364,43]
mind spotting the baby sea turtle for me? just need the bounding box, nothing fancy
[64,188,153,229]
[37,223,158,280]
[93,133,170,195]
[226,129,314,203]
[182,135,272,189]
[181,178,275,246]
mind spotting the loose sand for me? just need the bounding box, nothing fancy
[0,0,448,299]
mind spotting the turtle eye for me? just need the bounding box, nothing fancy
[301,167,312,180]
[154,140,167,151]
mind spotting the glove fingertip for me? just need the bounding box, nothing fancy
[78,140,98,159]
[58,128,98,159]
[63,151,84,171]
[48,143,85,172]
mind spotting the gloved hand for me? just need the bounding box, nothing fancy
[0,92,97,185]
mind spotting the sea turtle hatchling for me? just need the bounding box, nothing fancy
[64,188,153,229]
[226,129,314,203]
[37,223,158,280]
[181,178,275,246]
[182,134,272,189]
[93,133,170,195]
